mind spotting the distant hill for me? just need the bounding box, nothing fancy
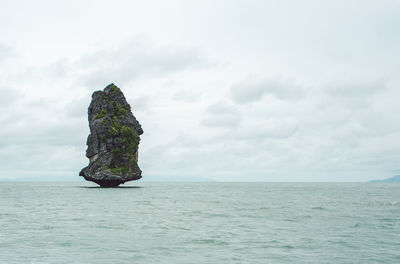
[369,175,400,183]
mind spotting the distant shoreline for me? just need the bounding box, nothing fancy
[369,175,400,183]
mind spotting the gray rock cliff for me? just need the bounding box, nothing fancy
[79,83,143,187]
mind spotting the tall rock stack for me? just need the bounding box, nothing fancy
[79,83,143,187]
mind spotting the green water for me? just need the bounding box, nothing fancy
[0,182,399,263]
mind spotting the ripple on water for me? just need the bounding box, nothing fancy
[311,206,327,210]
[191,239,229,246]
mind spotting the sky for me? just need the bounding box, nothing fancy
[0,0,399,182]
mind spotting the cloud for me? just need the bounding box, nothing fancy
[205,101,239,115]
[315,77,388,112]
[201,115,238,128]
[42,58,71,79]
[201,101,241,128]
[0,43,15,63]
[5,38,210,93]
[172,89,202,103]
[75,38,209,88]
[324,76,386,97]
[230,76,306,104]
[234,118,299,140]
[0,88,88,179]
[129,96,151,112]
[0,86,21,107]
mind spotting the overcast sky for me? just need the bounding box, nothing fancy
[1,0,399,181]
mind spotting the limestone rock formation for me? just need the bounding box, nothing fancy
[79,83,143,187]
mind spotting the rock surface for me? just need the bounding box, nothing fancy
[79,83,143,187]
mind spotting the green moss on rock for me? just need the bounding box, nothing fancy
[95,109,107,119]
[109,84,121,93]
[116,104,128,116]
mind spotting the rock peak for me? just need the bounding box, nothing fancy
[79,83,143,187]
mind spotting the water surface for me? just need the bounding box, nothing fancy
[0,182,399,263]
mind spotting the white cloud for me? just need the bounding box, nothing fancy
[200,101,241,128]
[230,77,306,104]
[201,115,239,128]
[75,38,209,88]
[0,43,15,63]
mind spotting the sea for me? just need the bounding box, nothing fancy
[0,182,399,264]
